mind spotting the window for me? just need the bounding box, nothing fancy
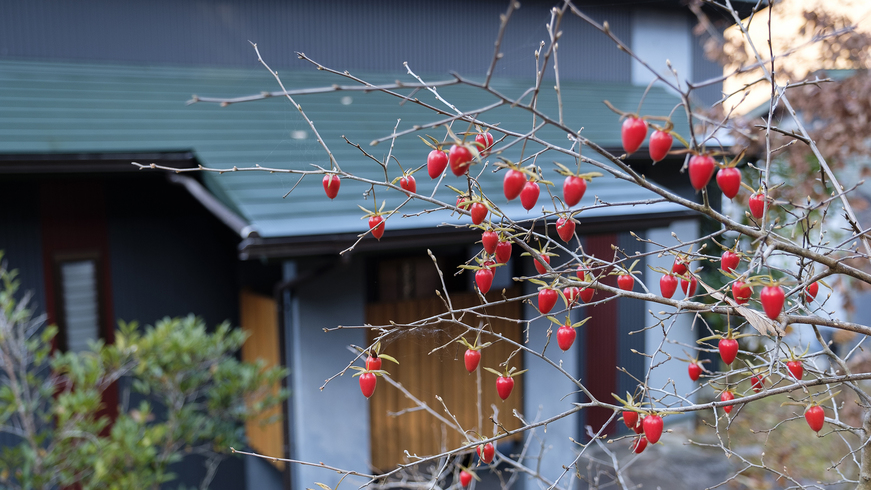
[59,260,100,352]
[53,254,103,353]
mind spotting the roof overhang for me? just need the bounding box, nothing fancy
[0,150,259,239]
[238,208,700,260]
[0,151,196,173]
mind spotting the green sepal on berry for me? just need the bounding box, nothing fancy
[349,366,391,377]
[483,365,528,378]
[552,161,603,181]
[546,315,591,330]
[457,337,492,351]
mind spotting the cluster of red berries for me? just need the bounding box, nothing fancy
[621,410,663,454]
[661,249,825,432]
[341,116,824,456]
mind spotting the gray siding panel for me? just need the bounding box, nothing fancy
[691,29,724,107]
[0,179,46,311]
[0,180,43,461]
[0,0,631,82]
[106,175,239,330]
[104,174,244,490]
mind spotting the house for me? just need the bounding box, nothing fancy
[0,1,750,489]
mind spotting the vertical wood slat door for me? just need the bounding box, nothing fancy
[366,289,523,472]
[240,290,285,471]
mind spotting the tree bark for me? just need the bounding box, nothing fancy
[860,409,871,490]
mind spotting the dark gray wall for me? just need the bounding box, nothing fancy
[0,172,240,332]
[692,31,725,107]
[0,172,244,488]
[0,178,45,453]
[104,174,245,489]
[104,174,243,488]
[0,0,632,82]
[0,179,46,310]
[105,173,239,329]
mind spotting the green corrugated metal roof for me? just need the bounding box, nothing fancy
[0,60,689,238]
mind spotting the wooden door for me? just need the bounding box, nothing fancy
[366,289,523,471]
[40,179,118,424]
[240,290,285,470]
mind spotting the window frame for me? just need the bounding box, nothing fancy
[51,250,107,353]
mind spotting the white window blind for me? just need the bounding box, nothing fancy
[60,260,100,353]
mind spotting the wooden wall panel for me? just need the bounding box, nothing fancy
[240,290,284,471]
[583,234,619,436]
[366,289,523,471]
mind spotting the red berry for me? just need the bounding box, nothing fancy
[563,287,580,305]
[787,360,804,380]
[449,145,474,176]
[576,264,589,280]
[760,285,785,320]
[427,150,448,179]
[617,274,634,291]
[460,470,473,487]
[475,132,494,157]
[751,374,765,393]
[464,349,481,373]
[732,281,752,305]
[495,241,512,264]
[470,202,488,225]
[323,174,341,199]
[369,216,385,240]
[804,282,819,302]
[716,167,741,199]
[475,268,494,294]
[503,169,527,201]
[718,338,739,365]
[556,217,575,242]
[648,130,673,162]
[632,436,648,454]
[520,181,540,211]
[400,175,417,194]
[533,254,550,275]
[496,376,514,400]
[642,414,663,444]
[680,276,697,297]
[721,391,735,414]
[805,405,825,432]
[721,250,740,273]
[633,417,644,434]
[688,154,716,191]
[366,355,382,372]
[672,258,688,276]
[623,411,638,430]
[749,193,766,219]
[621,117,647,154]
[563,175,587,207]
[482,231,498,255]
[477,442,495,464]
[538,289,558,314]
[359,372,377,398]
[579,287,595,303]
[660,275,678,299]
[557,324,576,351]
[688,362,702,381]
